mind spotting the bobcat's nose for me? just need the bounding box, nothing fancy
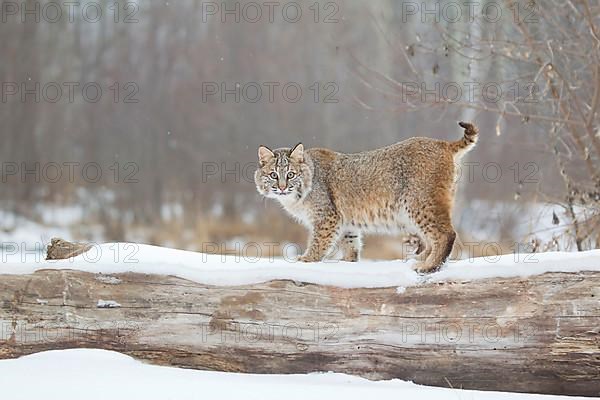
[278,183,287,191]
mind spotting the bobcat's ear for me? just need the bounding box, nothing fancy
[258,145,275,166]
[290,143,304,163]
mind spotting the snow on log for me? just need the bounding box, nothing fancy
[0,239,598,396]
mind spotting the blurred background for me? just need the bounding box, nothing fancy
[0,0,598,260]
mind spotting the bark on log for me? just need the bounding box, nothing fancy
[0,241,598,396]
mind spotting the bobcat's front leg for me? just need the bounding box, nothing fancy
[298,212,341,262]
[339,231,362,262]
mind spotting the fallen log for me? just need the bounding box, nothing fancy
[0,241,598,396]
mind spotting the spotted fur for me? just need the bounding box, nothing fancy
[255,122,478,273]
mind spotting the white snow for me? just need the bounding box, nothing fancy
[456,200,593,250]
[95,275,122,285]
[431,249,600,282]
[0,242,598,289]
[96,300,122,308]
[35,204,85,227]
[0,210,73,251]
[0,349,587,400]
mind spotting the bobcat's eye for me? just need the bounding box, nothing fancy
[269,172,278,180]
[287,172,295,179]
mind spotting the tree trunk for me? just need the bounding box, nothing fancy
[0,241,598,396]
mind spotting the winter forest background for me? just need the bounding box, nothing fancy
[1,0,599,259]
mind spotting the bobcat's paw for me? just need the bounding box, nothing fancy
[297,254,321,263]
[414,262,440,274]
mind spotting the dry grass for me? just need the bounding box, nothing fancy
[114,213,518,262]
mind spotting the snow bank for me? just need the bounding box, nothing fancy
[0,349,587,400]
[1,242,599,289]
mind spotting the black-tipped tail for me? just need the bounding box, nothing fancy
[453,121,478,153]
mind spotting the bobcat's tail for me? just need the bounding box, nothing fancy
[452,121,478,156]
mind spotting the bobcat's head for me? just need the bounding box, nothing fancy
[254,143,312,201]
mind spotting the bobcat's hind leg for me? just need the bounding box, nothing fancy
[412,208,456,273]
[339,231,362,262]
[404,234,430,261]
[415,227,456,273]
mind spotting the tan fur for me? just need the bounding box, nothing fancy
[255,122,479,273]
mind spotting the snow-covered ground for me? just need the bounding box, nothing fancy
[1,214,598,399]
[456,200,594,250]
[1,242,599,288]
[0,210,73,250]
[0,349,589,400]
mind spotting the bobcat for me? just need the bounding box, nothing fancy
[254,121,478,273]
